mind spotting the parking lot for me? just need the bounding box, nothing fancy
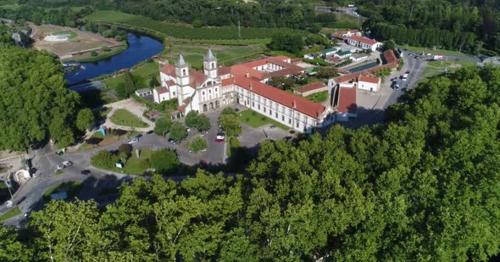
[349,51,426,127]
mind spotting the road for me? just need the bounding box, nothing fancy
[0,109,227,226]
[383,51,426,107]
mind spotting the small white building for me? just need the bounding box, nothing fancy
[346,35,382,51]
[357,74,381,92]
[350,53,369,62]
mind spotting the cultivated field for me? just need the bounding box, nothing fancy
[31,24,125,60]
[85,10,305,44]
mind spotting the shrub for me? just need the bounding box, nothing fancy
[169,122,188,142]
[154,116,172,136]
[189,137,208,153]
[118,144,133,161]
[150,149,179,174]
[91,150,119,169]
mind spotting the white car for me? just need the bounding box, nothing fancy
[128,137,139,144]
[216,133,225,142]
[62,161,72,167]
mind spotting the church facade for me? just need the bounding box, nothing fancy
[153,50,333,132]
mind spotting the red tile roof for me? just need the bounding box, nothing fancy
[334,72,361,84]
[338,87,357,113]
[161,64,176,76]
[296,82,327,93]
[165,80,176,86]
[358,74,380,84]
[156,86,169,94]
[218,66,231,76]
[348,35,378,46]
[222,76,326,119]
[383,49,398,64]
[189,70,207,87]
[226,56,303,81]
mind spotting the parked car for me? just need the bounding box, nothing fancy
[215,133,225,142]
[128,137,139,144]
[62,161,72,167]
[168,138,176,144]
[81,169,91,175]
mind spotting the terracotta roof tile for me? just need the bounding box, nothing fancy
[156,87,169,94]
[348,35,378,46]
[297,82,326,93]
[358,74,380,84]
[161,64,176,76]
[338,87,357,113]
[383,49,398,64]
[223,76,326,119]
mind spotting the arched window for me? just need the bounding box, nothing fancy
[211,62,215,68]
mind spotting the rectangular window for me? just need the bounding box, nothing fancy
[282,116,284,121]
[275,113,278,118]
[269,110,272,115]
[288,119,291,124]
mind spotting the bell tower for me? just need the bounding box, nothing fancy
[203,49,217,79]
[175,54,190,87]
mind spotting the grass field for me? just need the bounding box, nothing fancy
[0,207,21,222]
[400,45,466,57]
[240,109,288,130]
[306,91,329,103]
[166,42,265,68]
[421,60,475,79]
[43,181,82,200]
[86,10,304,43]
[93,149,154,175]
[110,109,149,128]
[67,44,127,63]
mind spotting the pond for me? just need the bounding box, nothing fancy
[65,33,164,86]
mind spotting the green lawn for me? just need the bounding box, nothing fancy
[67,44,127,63]
[110,109,149,128]
[399,45,466,57]
[306,91,329,103]
[0,207,21,222]
[86,10,304,43]
[42,182,82,200]
[239,109,288,130]
[93,149,154,175]
[421,60,475,79]
[166,42,265,68]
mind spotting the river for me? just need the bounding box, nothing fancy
[65,33,164,86]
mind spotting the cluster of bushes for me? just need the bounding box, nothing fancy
[154,115,188,142]
[91,145,179,175]
[189,137,208,153]
[218,108,240,137]
[184,111,210,132]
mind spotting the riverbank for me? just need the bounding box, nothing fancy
[63,43,128,63]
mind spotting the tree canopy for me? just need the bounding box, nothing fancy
[0,46,84,150]
[0,60,498,261]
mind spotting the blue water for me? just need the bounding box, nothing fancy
[65,33,164,85]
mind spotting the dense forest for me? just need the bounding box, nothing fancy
[358,0,499,54]
[0,66,498,260]
[1,0,498,53]
[0,46,92,150]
